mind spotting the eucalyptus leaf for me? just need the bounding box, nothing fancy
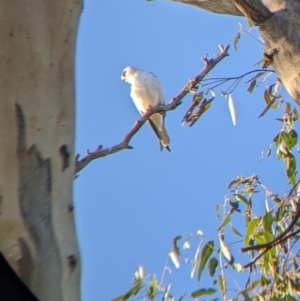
[198,241,214,281]
[190,288,217,298]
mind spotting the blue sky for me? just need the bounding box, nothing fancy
[75,1,292,300]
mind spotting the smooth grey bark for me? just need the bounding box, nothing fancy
[0,1,82,300]
[170,0,300,106]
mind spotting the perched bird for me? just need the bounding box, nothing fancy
[121,66,171,152]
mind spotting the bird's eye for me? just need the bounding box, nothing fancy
[122,71,126,77]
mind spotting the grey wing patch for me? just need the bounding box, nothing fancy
[143,74,164,106]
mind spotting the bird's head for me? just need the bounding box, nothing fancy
[121,66,138,83]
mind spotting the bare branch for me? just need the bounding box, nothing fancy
[74,45,230,175]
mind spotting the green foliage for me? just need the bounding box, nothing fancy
[208,257,218,276]
[272,102,299,185]
[113,103,300,299]
[233,32,241,51]
[190,288,217,298]
[112,269,144,301]
[197,241,214,281]
[112,30,300,301]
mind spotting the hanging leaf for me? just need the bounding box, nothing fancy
[285,154,296,185]
[273,133,282,147]
[289,129,298,148]
[112,276,144,301]
[190,288,217,298]
[244,218,260,247]
[281,132,294,150]
[219,235,234,263]
[169,250,180,268]
[217,213,231,231]
[198,241,214,281]
[247,79,256,93]
[293,108,298,121]
[286,154,296,177]
[233,32,241,51]
[275,206,284,221]
[208,257,218,276]
[264,89,271,104]
[262,212,273,232]
[147,280,157,300]
[234,194,248,204]
[190,248,200,279]
[218,275,226,294]
[271,195,282,204]
[231,226,243,237]
[259,95,276,118]
[172,235,182,256]
[228,94,237,126]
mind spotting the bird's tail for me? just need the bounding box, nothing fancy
[147,114,171,152]
[159,123,171,150]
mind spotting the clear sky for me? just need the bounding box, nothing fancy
[75,1,292,300]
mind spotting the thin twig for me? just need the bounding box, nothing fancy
[74,45,230,175]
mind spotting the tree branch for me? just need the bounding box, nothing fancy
[169,1,300,107]
[169,0,283,17]
[243,228,300,269]
[232,0,273,25]
[74,45,230,175]
[169,0,243,16]
[241,180,300,253]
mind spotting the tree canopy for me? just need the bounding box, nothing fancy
[75,1,300,300]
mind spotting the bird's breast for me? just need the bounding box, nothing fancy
[130,87,159,112]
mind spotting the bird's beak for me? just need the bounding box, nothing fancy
[121,75,125,81]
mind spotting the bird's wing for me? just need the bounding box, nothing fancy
[144,72,164,106]
[129,70,171,151]
[130,71,164,127]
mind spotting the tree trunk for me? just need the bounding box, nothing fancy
[170,0,300,106]
[0,1,82,300]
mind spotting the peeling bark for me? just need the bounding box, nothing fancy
[170,0,300,106]
[0,1,82,300]
[16,103,62,299]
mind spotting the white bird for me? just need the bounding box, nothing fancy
[121,66,171,152]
